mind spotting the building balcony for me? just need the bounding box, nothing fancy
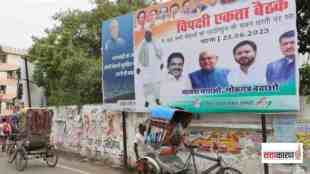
[0,63,19,71]
[0,78,18,85]
[0,109,13,116]
[0,93,16,102]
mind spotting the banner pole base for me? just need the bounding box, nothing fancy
[261,114,269,174]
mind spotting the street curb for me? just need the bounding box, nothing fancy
[55,147,134,174]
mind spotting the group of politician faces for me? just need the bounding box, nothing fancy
[164,30,296,89]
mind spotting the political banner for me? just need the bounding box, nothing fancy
[102,13,135,107]
[102,0,299,113]
[133,0,299,113]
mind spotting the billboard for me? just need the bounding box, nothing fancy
[101,13,135,106]
[102,0,299,113]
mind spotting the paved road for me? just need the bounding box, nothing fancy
[0,152,127,174]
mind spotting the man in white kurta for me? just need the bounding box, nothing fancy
[228,40,266,86]
[137,30,163,107]
[228,64,266,85]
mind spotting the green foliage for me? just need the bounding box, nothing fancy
[296,0,310,54]
[28,0,144,106]
[126,164,137,173]
[300,64,310,103]
[296,1,310,102]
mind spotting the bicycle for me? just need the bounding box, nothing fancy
[183,144,242,174]
[5,133,19,163]
[142,144,242,174]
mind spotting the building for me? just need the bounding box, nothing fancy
[0,45,46,115]
[300,53,309,65]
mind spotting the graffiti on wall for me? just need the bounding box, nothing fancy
[190,128,262,155]
[189,128,265,173]
[52,106,82,148]
[51,104,310,173]
[128,114,267,174]
[296,119,310,169]
[51,105,124,165]
[297,122,310,150]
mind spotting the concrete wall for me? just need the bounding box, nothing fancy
[50,97,310,173]
[50,105,125,165]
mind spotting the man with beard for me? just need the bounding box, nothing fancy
[228,40,266,85]
[160,52,188,104]
[266,31,296,84]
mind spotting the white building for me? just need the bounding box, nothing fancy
[0,45,46,115]
[300,53,309,65]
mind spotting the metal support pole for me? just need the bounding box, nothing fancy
[261,114,269,174]
[24,58,31,107]
[122,111,128,168]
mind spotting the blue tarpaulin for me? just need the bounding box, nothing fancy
[149,106,176,121]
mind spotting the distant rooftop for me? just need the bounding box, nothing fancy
[0,45,28,56]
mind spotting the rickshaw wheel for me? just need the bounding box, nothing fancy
[218,167,242,174]
[15,150,27,171]
[144,160,160,174]
[46,146,58,167]
[7,145,17,164]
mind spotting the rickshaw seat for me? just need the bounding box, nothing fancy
[25,134,49,151]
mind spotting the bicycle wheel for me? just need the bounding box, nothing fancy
[144,160,161,174]
[15,150,27,171]
[1,141,6,152]
[7,144,17,164]
[217,167,242,174]
[46,146,58,167]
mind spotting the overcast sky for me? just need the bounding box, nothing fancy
[0,0,94,49]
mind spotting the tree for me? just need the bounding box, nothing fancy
[296,0,310,54]
[28,0,144,106]
[296,1,310,101]
[300,64,310,103]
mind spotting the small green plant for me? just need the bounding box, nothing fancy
[126,165,137,173]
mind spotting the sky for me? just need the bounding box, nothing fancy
[0,0,308,65]
[0,0,95,50]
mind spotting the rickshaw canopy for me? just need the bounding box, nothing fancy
[149,106,176,121]
[18,108,53,136]
[149,106,193,129]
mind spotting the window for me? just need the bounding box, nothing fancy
[16,69,21,79]
[7,71,14,79]
[6,102,14,111]
[0,85,6,94]
[17,84,23,99]
[0,54,7,63]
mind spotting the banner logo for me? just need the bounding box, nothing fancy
[262,143,303,163]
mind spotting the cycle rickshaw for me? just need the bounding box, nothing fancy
[136,106,242,174]
[6,108,58,171]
